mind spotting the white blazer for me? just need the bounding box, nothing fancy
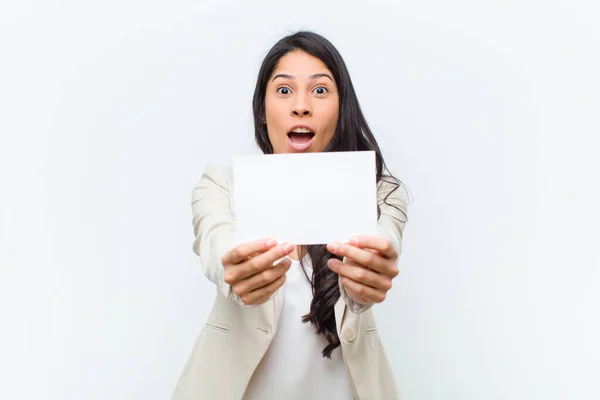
[171,165,408,399]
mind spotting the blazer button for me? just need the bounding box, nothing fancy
[343,328,356,342]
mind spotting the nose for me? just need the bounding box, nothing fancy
[291,94,311,117]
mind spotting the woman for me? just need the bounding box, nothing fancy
[172,31,409,400]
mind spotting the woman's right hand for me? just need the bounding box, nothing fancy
[221,239,295,306]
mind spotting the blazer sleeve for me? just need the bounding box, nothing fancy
[191,165,272,306]
[339,176,409,314]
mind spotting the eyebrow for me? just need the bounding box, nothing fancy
[271,73,334,82]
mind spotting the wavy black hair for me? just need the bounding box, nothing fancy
[252,31,407,358]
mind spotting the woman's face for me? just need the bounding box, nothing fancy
[264,50,339,154]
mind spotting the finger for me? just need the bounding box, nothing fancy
[234,242,295,281]
[344,255,374,271]
[244,252,263,261]
[339,276,387,303]
[234,258,292,294]
[254,292,276,306]
[345,287,370,305]
[222,237,277,265]
[347,235,397,260]
[239,274,286,306]
[326,241,390,275]
[328,259,392,292]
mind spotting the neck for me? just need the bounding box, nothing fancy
[289,246,299,260]
[289,245,305,261]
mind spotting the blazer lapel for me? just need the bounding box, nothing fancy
[272,285,285,334]
[334,296,346,335]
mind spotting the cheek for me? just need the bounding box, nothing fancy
[266,106,288,127]
[264,98,275,121]
[264,99,284,138]
[320,102,339,136]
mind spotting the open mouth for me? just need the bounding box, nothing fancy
[287,129,315,151]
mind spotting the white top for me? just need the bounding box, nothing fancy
[243,256,354,400]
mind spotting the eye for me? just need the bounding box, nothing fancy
[277,87,291,95]
[313,86,328,95]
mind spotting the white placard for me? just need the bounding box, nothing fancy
[233,151,378,245]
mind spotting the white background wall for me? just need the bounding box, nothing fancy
[1,1,599,399]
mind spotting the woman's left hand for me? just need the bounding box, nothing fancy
[326,235,399,306]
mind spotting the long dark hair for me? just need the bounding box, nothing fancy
[252,31,407,358]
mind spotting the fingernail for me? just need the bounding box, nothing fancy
[349,236,359,246]
[266,238,277,247]
[283,242,294,252]
[328,242,339,252]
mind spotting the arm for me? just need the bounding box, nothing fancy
[338,177,409,313]
[191,165,237,300]
[191,165,285,306]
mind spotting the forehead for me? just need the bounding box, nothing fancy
[271,50,332,78]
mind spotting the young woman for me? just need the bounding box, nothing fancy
[172,31,409,400]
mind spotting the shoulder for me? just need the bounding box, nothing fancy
[202,164,232,179]
[191,164,234,203]
[199,164,233,189]
[377,175,409,209]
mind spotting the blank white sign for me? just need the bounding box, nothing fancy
[233,151,378,245]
